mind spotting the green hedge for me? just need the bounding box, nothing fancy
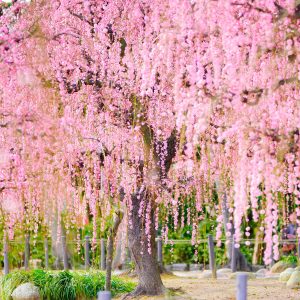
[0,270,135,300]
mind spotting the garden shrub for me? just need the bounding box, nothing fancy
[0,269,135,300]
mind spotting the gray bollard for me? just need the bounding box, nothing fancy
[231,239,237,273]
[207,234,217,279]
[97,291,111,300]
[157,237,163,265]
[61,236,69,270]
[24,234,30,270]
[236,273,248,300]
[3,240,9,275]
[100,239,106,270]
[44,238,49,269]
[85,235,90,270]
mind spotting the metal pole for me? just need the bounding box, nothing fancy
[208,234,217,279]
[100,239,106,270]
[157,237,163,266]
[3,239,9,275]
[85,235,90,270]
[98,291,111,300]
[231,238,237,272]
[44,238,49,269]
[61,236,69,270]
[236,273,248,300]
[298,240,300,259]
[24,234,30,270]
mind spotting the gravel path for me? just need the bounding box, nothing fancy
[116,273,300,299]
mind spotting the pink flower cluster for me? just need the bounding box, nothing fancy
[0,0,300,264]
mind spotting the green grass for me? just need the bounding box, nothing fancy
[280,254,299,265]
[0,269,135,300]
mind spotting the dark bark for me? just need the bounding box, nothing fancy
[123,123,176,297]
[125,189,165,297]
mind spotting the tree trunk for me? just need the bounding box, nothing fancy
[51,214,72,269]
[112,217,128,270]
[219,187,252,271]
[221,191,233,261]
[252,228,263,265]
[125,189,165,297]
[105,210,124,291]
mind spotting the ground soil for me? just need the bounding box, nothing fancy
[116,274,300,300]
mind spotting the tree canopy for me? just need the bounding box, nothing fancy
[0,0,300,269]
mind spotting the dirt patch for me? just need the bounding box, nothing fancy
[116,274,300,299]
[162,275,300,299]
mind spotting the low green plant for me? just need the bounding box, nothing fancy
[280,254,299,265]
[0,271,31,300]
[0,270,135,300]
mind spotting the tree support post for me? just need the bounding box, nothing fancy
[105,211,123,291]
[25,234,30,270]
[3,239,9,275]
[208,234,217,279]
[157,237,163,267]
[231,238,237,273]
[270,245,275,267]
[61,235,69,270]
[101,238,106,270]
[85,235,91,270]
[44,238,49,269]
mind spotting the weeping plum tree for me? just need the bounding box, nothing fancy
[1,0,300,297]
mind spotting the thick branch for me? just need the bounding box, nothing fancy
[67,9,94,26]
